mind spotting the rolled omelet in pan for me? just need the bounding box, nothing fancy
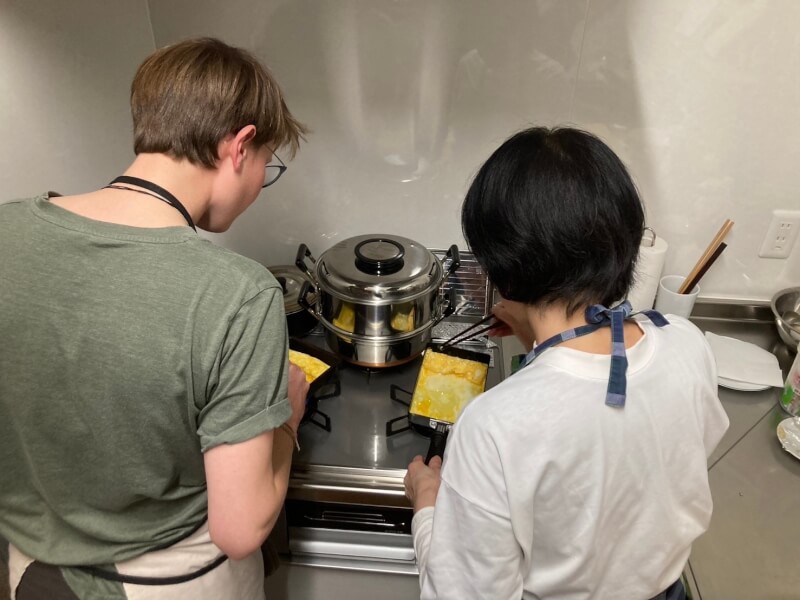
[410,350,488,423]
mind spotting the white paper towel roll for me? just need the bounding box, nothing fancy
[628,235,668,312]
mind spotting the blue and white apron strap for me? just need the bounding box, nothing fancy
[610,303,630,407]
[636,308,670,327]
[519,300,669,408]
[587,301,632,407]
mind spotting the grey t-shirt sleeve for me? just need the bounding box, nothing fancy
[198,287,291,452]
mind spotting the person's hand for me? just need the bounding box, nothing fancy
[404,455,443,512]
[491,300,535,350]
[487,316,515,338]
[287,363,309,432]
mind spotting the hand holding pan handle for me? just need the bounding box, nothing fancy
[425,429,449,464]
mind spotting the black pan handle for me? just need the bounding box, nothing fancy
[442,244,461,282]
[297,281,321,321]
[425,430,449,464]
[295,243,318,283]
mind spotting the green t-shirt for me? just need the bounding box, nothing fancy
[0,195,291,567]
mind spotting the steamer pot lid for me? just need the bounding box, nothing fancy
[267,265,310,314]
[316,234,442,303]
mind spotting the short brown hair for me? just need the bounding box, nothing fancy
[131,37,307,168]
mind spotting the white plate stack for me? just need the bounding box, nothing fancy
[704,332,784,392]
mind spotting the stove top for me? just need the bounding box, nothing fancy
[285,250,503,507]
[293,324,505,474]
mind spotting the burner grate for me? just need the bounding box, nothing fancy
[385,384,414,437]
[301,379,340,432]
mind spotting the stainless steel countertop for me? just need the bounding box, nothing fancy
[685,302,798,600]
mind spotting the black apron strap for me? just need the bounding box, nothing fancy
[75,553,228,586]
[66,519,226,586]
[107,175,197,231]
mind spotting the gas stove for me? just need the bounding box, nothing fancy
[289,320,504,506]
[269,252,504,578]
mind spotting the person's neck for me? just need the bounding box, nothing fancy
[527,303,588,345]
[121,153,213,223]
[526,302,643,355]
[47,154,215,229]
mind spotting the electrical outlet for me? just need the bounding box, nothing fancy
[759,210,800,259]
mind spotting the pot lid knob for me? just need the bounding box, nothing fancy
[354,238,405,275]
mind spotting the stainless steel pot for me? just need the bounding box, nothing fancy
[296,235,460,367]
[268,265,319,337]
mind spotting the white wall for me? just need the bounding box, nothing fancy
[146,0,800,302]
[571,0,800,301]
[0,1,155,199]
[2,1,798,302]
[147,0,589,272]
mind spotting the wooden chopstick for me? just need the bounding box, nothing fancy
[682,242,727,294]
[439,314,497,348]
[678,219,734,294]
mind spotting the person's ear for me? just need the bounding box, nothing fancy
[224,125,257,171]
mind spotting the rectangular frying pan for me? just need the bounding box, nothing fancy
[408,344,491,463]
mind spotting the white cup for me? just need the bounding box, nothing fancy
[654,275,700,318]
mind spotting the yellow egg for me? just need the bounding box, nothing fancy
[390,304,416,332]
[332,303,355,332]
[289,349,330,383]
[410,350,488,423]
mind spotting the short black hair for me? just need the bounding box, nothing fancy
[462,126,644,314]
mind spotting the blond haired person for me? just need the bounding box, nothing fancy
[0,38,308,599]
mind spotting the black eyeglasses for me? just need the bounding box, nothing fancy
[263,151,287,188]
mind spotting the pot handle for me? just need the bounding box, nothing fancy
[431,288,457,329]
[297,280,321,320]
[295,243,318,283]
[442,244,461,282]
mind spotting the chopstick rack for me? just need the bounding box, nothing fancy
[678,219,734,294]
[439,314,497,349]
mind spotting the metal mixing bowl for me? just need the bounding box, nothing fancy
[771,287,800,352]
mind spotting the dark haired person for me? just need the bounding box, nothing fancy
[0,38,309,599]
[405,127,728,600]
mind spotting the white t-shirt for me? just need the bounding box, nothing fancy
[412,316,729,600]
